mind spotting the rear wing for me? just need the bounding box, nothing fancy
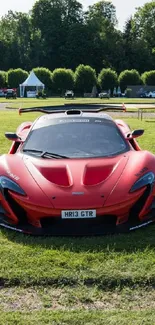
[19,103,127,115]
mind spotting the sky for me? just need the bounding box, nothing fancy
[0,0,150,30]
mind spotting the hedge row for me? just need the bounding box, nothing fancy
[1,66,155,93]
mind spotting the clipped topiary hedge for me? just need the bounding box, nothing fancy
[118,69,142,92]
[7,68,28,88]
[74,64,97,93]
[98,68,118,93]
[52,68,74,94]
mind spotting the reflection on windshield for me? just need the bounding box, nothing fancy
[23,119,129,158]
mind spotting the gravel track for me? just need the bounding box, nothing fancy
[1,103,155,118]
[109,111,155,118]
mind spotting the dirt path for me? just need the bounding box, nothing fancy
[109,111,155,118]
[0,103,9,109]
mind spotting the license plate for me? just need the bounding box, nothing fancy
[61,210,96,219]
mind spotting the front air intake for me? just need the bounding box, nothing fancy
[66,109,82,115]
[129,185,151,223]
[5,191,27,224]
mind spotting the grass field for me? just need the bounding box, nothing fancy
[1,107,155,324]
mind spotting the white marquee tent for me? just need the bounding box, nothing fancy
[19,70,45,97]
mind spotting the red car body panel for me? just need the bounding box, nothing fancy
[0,107,155,235]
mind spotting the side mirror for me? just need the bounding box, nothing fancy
[126,129,144,139]
[5,132,22,141]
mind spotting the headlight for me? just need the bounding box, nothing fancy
[130,172,155,193]
[0,176,26,196]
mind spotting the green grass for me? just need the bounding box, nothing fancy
[2,310,155,325]
[1,110,155,323]
[1,225,155,287]
[1,310,155,325]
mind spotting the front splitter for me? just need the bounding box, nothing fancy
[0,216,155,236]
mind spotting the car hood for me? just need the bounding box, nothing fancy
[21,154,129,209]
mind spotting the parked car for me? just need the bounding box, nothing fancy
[139,91,149,98]
[36,90,46,99]
[5,89,17,99]
[146,91,155,98]
[1,103,155,235]
[65,90,74,99]
[0,89,5,97]
[98,92,110,99]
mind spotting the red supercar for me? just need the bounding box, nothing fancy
[0,103,155,235]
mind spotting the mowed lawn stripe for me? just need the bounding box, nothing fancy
[1,225,155,287]
[1,286,155,311]
[1,310,155,325]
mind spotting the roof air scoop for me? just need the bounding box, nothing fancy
[66,109,82,115]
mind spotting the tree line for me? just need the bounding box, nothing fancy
[1,66,155,95]
[0,0,155,75]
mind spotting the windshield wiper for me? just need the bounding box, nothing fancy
[42,152,70,159]
[23,149,69,159]
[23,149,43,156]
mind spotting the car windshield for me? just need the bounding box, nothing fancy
[22,117,130,158]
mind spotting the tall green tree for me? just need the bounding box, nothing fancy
[85,1,123,72]
[0,11,31,69]
[123,13,154,72]
[85,0,117,26]
[31,0,84,69]
[99,21,126,73]
[132,1,155,48]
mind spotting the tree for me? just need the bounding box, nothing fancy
[0,71,7,88]
[85,3,123,73]
[141,70,155,85]
[62,23,104,71]
[61,0,83,25]
[99,21,126,73]
[98,68,118,92]
[74,64,97,93]
[132,1,155,48]
[8,68,28,88]
[0,11,32,70]
[118,69,142,91]
[123,16,154,73]
[33,67,52,90]
[31,0,84,69]
[122,17,133,69]
[52,68,74,93]
[85,1,117,27]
